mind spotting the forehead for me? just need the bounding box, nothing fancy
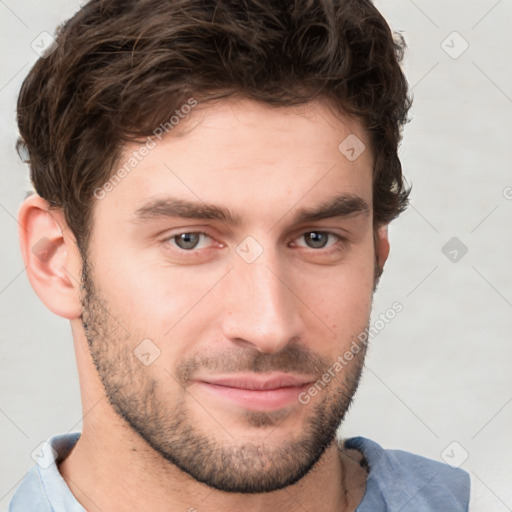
[93,98,373,225]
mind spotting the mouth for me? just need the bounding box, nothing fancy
[195,373,314,412]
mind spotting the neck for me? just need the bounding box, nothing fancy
[62,331,367,512]
[58,413,367,512]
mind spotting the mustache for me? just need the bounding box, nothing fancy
[175,345,330,384]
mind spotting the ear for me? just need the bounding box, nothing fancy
[18,193,83,319]
[376,224,390,273]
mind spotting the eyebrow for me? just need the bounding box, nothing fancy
[293,194,370,224]
[133,194,370,226]
[134,197,242,225]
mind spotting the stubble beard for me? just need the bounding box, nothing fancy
[79,256,369,493]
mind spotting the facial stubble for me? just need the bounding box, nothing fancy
[79,256,368,493]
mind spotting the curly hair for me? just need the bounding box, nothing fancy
[17,0,411,254]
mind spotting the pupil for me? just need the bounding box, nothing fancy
[177,233,199,249]
[306,232,327,248]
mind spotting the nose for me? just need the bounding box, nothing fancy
[221,247,305,354]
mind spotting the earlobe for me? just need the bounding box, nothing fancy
[18,194,83,319]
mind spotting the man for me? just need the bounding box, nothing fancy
[9,0,470,510]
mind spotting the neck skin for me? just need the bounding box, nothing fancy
[58,326,367,512]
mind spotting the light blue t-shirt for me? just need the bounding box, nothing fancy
[8,432,470,511]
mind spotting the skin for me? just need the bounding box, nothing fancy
[18,98,389,512]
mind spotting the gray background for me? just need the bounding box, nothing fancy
[1,1,511,510]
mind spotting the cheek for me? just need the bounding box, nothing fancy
[311,283,373,341]
[91,258,233,378]
[288,247,375,330]
[90,224,375,358]
[93,243,212,326]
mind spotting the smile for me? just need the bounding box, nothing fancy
[195,373,314,411]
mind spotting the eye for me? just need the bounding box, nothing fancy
[294,231,341,250]
[167,232,212,250]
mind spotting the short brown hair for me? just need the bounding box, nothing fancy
[17,0,411,254]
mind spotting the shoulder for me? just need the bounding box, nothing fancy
[8,432,83,512]
[342,436,470,512]
[8,465,51,512]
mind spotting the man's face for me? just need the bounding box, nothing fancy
[80,99,379,493]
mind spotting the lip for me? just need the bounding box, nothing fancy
[195,373,314,412]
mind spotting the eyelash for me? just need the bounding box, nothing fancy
[164,231,218,252]
[162,230,346,255]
